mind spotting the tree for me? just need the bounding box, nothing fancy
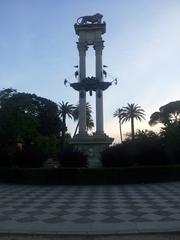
[149,101,180,126]
[0,91,61,137]
[0,88,17,103]
[58,101,75,143]
[122,103,145,141]
[73,102,94,136]
[149,101,180,164]
[0,89,62,165]
[113,108,124,143]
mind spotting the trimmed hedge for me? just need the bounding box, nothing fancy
[0,165,180,184]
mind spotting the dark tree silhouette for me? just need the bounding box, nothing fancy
[149,101,180,126]
[0,90,61,139]
[0,89,62,164]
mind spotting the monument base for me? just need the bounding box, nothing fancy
[70,133,114,168]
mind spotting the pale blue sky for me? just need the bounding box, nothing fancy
[0,0,180,141]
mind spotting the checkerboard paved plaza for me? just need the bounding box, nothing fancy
[0,182,180,234]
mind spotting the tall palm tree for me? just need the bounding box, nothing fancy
[58,101,75,143]
[113,108,124,143]
[122,103,145,141]
[73,102,94,136]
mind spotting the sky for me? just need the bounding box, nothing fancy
[0,0,180,142]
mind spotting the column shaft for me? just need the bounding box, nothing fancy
[94,41,104,134]
[78,42,87,135]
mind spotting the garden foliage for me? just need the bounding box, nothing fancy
[101,130,180,167]
[0,88,62,167]
[58,145,88,168]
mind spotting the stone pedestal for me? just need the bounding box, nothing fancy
[70,134,113,168]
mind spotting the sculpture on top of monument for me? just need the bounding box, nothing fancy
[67,13,117,98]
[77,13,103,25]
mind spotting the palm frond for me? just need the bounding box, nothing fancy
[72,102,94,131]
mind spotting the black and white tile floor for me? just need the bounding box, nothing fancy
[0,182,180,234]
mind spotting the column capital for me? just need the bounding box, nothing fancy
[77,42,88,53]
[94,41,104,54]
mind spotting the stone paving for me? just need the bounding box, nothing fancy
[0,182,180,234]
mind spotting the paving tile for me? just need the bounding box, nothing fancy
[158,216,179,222]
[42,217,66,223]
[25,210,46,216]
[2,209,21,215]
[50,210,70,216]
[16,216,39,223]
[72,217,94,223]
[130,217,153,222]
[0,215,12,221]
[77,210,97,216]
[101,216,125,223]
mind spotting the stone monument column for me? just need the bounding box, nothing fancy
[77,42,87,135]
[70,13,114,167]
[94,41,104,134]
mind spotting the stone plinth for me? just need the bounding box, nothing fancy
[74,23,106,39]
[70,134,113,168]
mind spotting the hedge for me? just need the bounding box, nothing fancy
[0,165,180,184]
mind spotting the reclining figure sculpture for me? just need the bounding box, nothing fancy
[77,13,103,25]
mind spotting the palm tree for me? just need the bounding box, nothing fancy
[73,102,94,136]
[122,103,145,141]
[113,108,124,143]
[58,101,75,143]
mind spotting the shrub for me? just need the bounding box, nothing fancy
[34,135,61,159]
[101,143,134,167]
[0,150,12,167]
[133,131,169,165]
[58,145,88,168]
[13,143,46,168]
[101,130,171,167]
[136,142,169,166]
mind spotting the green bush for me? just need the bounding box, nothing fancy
[58,145,88,168]
[134,130,169,165]
[101,143,134,167]
[14,143,46,168]
[101,131,171,167]
[135,142,169,166]
[0,150,12,167]
[34,135,61,159]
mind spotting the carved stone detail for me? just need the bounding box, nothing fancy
[94,41,104,54]
[77,42,88,53]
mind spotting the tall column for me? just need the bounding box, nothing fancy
[77,42,88,135]
[94,41,104,134]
